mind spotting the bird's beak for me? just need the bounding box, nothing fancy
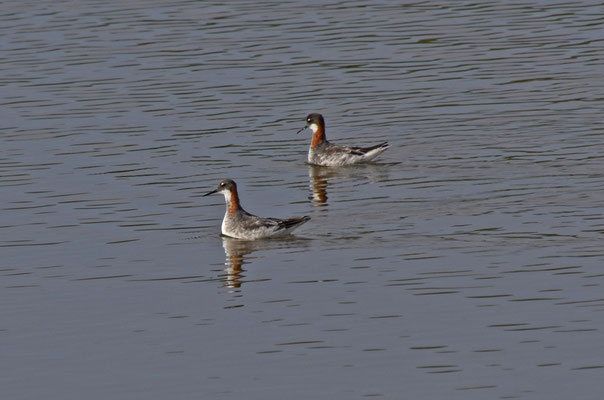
[296,125,307,134]
[203,189,218,197]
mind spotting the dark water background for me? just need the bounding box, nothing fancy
[2,1,604,399]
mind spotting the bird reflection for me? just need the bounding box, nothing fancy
[308,165,331,205]
[221,237,255,289]
[308,164,388,207]
[220,236,311,290]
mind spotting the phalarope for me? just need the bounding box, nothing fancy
[297,113,390,166]
[203,179,310,240]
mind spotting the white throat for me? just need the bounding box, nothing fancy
[309,123,319,133]
[222,189,233,205]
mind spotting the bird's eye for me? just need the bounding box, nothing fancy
[220,182,225,186]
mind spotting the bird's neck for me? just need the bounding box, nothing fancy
[310,124,326,148]
[224,189,241,215]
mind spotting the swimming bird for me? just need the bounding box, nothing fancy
[297,113,390,166]
[203,179,310,240]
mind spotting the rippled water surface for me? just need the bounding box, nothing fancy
[2,1,604,399]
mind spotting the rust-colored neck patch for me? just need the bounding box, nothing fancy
[226,188,240,215]
[310,127,326,148]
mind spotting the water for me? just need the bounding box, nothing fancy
[2,1,604,399]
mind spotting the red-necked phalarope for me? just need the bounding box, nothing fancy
[203,179,310,240]
[297,113,390,166]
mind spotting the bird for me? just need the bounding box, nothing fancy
[203,179,310,240]
[297,113,390,166]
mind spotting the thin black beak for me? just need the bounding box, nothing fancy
[296,125,307,134]
[203,189,218,197]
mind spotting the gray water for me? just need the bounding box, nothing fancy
[2,1,604,399]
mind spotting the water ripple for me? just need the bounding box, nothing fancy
[3,1,604,399]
